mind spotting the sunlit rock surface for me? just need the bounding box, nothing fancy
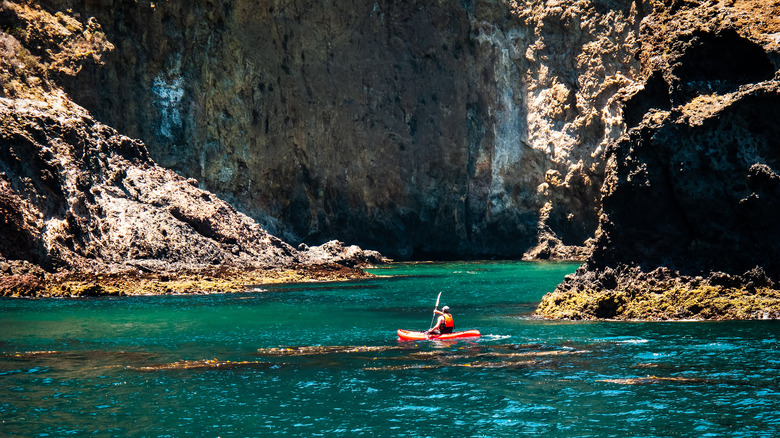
[0,96,383,274]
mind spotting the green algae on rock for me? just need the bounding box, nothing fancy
[537,276,780,321]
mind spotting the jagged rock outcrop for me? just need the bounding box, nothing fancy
[1,96,288,270]
[537,0,780,320]
[32,0,646,259]
[0,3,386,296]
[0,96,384,273]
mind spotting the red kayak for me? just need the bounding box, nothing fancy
[397,329,481,341]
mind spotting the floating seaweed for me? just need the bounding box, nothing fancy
[474,349,590,359]
[598,375,709,385]
[255,345,415,357]
[132,358,279,372]
[255,344,588,369]
[364,360,539,371]
[1,350,60,358]
[4,344,593,374]
[1,350,157,369]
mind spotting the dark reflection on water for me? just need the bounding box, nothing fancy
[2,261,780,437]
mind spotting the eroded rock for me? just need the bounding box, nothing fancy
[0,9,387,297]
[537,0,780,320]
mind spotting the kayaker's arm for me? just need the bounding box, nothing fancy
[426,315,445,334]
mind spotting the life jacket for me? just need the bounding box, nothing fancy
[435,313,454,334]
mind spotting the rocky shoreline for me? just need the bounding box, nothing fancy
[537,264,780,321]
[0,80,385,298]
[0,259,375,298]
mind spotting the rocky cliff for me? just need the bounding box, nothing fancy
[0,91,385,295]
[33,0,647,259]
[537,0,780,319]
[4,0,780,315]
[0,1,384,296]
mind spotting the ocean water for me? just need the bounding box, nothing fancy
[1,260,779,437]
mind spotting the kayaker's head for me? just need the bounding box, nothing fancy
[442,306,450,314]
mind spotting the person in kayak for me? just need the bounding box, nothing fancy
[427,306,454,335]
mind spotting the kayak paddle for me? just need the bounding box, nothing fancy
[429,291,443,330]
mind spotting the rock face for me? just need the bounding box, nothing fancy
[0,96,384,275]
[0,2,385,290]
[0,95,293,271]
[35,0,646,259]
[537,0,780,320]
[5,0,780,314]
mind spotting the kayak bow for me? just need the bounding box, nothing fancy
[397,329,481,341]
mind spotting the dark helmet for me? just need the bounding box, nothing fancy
[442,306,451,313]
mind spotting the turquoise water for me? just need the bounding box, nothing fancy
[1,260,779,437]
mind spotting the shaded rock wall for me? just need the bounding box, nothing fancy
[41,0,645,259]
[590,0,780,277]
[598,84,780,275]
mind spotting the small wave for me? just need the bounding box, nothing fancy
[692,342,739,351]
[596,337,649,345]
[619,339,649,345]
[480,334,512,341]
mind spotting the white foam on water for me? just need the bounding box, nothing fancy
[481,334,512,341]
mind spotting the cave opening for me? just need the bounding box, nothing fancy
[672,29,775,102]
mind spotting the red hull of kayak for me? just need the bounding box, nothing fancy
[397,329,481,341]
